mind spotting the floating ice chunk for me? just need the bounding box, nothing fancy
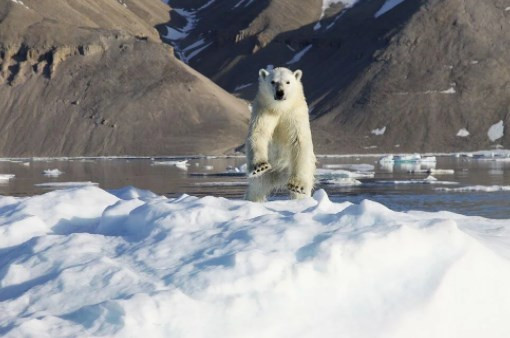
[379,154,437,163]
[437,185,510,192]
[43,169,64,177]
[456,128,470,137]
[226,163,247,174]
[374,0,407,18]
[316,168,374,179]
[152,160,189,170]
[193,181,248,187]
[371,126,386,136]
[323,163,375,171]
[488,120,504,142]
[0,174,15,181]
[408,168,455,175]
[318,177,362,186]
[378,175,458,185]
[35,181,99,189]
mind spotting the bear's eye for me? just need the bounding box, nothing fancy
[286,81,290,84]
[271,80,275,84]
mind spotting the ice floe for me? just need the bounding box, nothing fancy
[316,168,375,179]
[437,185,510,193]
[35,181,99,189]
[151,160,189,170]
[1,187,510,336]
[377,175,458,185]
[42,169,64,177]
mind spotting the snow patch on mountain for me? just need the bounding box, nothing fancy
[488,120,504,142]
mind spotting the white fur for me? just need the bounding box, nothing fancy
[245,67,316,202]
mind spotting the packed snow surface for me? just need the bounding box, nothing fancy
[1,186,510,337]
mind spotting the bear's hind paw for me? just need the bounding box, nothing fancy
[249,162,272,177]
[287,182,305,194]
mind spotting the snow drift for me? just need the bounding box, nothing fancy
[1,186,510,337]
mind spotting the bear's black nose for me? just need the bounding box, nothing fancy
[275,89,285,100]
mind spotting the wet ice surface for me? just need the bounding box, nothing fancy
[0,154,509,218]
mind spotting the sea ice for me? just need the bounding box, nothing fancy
[437,185,510,193]
[0,187,510,337]
[42,169,64,177]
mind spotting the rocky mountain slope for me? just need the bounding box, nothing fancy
[0,0,249,157]
[165,0,509,153]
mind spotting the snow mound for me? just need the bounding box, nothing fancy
[1,187,510,337]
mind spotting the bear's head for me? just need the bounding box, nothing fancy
[258,67,303,102]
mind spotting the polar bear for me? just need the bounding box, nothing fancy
[245,67,316,202]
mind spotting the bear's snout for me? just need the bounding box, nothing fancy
[275,88,285,100]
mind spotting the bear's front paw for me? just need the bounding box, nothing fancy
[287,180,306,195]
[249,162,272,178]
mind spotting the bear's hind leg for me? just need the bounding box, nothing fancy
[245,170,288,202]
[245,175,274,202]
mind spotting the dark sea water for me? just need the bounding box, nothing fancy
[0,155,509,218]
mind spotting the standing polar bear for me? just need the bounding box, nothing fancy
[245,67,316,202]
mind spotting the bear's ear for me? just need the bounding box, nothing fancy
[259,69,270,79]
[293,70,303,81]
